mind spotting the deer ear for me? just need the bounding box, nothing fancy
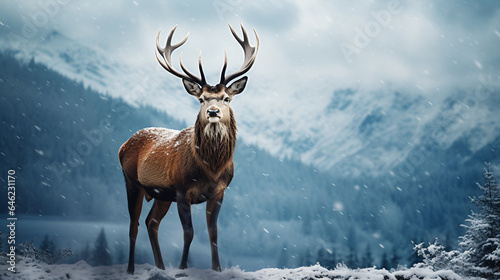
[182,78,202,97]
[226,76,248,96]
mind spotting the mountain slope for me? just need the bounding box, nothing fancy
[2,31,498,178]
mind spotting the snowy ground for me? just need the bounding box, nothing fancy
[0,256,469,280]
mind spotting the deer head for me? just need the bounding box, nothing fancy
[155,24,259,132]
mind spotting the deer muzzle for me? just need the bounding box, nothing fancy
[207,108,221,123]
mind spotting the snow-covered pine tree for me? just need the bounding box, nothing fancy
[277,242,289,268]
[317,247,336,269]
[40,234,56,256]
[91,228,112,266]
[390,247,400,269]
[460,163,500,278]
[360,245,373,268]
[80,241,91,263]
[380,252,390,270]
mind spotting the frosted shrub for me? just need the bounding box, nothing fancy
[19,240,72,265]
[413,239,468,275]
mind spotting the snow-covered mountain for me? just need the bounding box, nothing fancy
[2,30,499,178]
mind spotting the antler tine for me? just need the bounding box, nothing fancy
[197,53,207,85]
[220,50,228,86]
[155,26,188,79]
[180,52,207,86]
[156,25,207,86]
[220,23,259,85]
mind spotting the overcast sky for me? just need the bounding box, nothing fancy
[2,0,500,93]
[1,1,500,170]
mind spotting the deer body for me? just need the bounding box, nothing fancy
[119,24,258,274]
[120,116,236,204]
[120,126,233,197]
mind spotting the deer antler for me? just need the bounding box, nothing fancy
[219,23,260,85]
[156,25,207,86]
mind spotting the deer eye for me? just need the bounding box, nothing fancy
[224,97,230,103]
[198,98,204,104]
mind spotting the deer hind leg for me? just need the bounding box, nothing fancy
[177,195,193,269]
[206,195,224,271]
[125,178,145,275]
[146,199,172,270]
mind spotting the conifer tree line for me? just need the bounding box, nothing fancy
[0,227,131,267]
[60,227,129,266]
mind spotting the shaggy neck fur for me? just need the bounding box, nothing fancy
[194,109,237,176]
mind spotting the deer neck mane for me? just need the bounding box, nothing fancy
[193,110,237,175]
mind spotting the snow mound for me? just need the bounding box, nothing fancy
[0,257,467,280]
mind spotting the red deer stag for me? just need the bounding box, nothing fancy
[119,23,259,274]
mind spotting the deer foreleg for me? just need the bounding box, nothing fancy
[206,194,224,271]
[177,195,193,269]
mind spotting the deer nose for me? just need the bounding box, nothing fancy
[207,108,220,117]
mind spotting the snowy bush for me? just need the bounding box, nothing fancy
[18,240,72,265]
[413,239,468,275]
